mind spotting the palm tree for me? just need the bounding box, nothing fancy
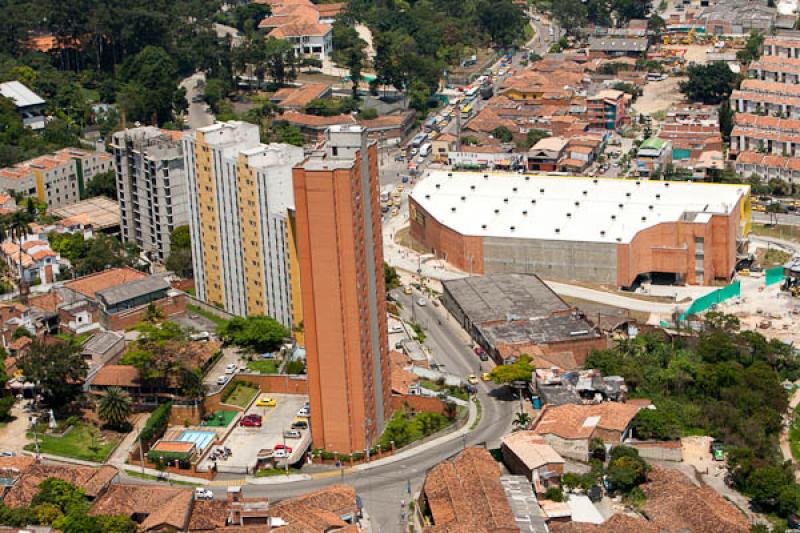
[512,411,531,432]
[7,211,31,304]
[98,386,132,430]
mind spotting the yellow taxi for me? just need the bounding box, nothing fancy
[256,396,277,407]
[482,372,492,382]
[403,286,413,295]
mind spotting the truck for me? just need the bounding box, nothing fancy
[411,133,428,148]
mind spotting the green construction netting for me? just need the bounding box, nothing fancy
[766,266,786,287]
[679,281,740,321]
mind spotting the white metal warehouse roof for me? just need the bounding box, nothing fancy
[410,171,749,244]
[0,81,45,107]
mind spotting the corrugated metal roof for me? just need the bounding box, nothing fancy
[0,81,45,107]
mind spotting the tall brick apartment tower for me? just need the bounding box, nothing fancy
[292,125,391,453]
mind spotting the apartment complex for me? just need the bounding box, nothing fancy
[292,125,390,453]
[111,127,188,263]
[0,148,111,208]
[585,89,629,131]
[184,121,305,326]
[734,34,800,183]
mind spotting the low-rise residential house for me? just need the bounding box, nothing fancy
[270,83,332,111]
[659,124,723,161]
[532,402,642,461]
[268,23,333,61]
[0,193,17,215]
[360,112,416,145]
[636,137,672,177]
[89,484,193,532]
[501,432,565,494]
[420,448,520,533]
[585,89,628,131]
[448,145,526,171]
[0,240,63,286]
[432,133,458,163]
[528,137,569,171]
[2,463,118,508]
[0,81,46,130]
[275,111,356,143]
[0,303,38,350]
[82,330,126,376]
[588,37,648,59]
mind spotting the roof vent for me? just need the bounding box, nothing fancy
[582,190,588,195]
[522,210,528,216]
[525,176,530,181]
[470,185,476,190]
[664,182,670,187]
[435,184,441,189]
[648,205,653,210]
[555,228,561,233]
[531,199,537,204]
[460,196,466,201]
[616,237,622,242]
[512,187,518,192]
[451,207,457,212]
[494,209,500,214]
[503,198,509,203]
[618,203,623,208]
[625,192,631,197]
[574,201,580,207]
[635,181,641,186]
[641,216,647,221]
[593,179,598,184]
[484,174,489,178]
[510,226,516,231]
[425,194,430,199]
[600,230,606,236]
[448,172,453,177]
[481,224,487,229]
[540,188,545,193]
[611,214,616,220]
[655,193,661,199]
[566,212,572,217]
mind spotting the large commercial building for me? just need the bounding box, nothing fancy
[441,274,605,365]
[410,172,750,287]
[0,148,112,208]
[292,125,390,453]
[111,127,188,263]
[184,121,305,326]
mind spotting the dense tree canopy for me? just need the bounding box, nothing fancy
[679,62,738,105]
[218,315,288,353]
[18,338,87,407]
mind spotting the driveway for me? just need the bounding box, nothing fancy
[0,403,30,454]
[204,347,244,393]
[181,72,215,130]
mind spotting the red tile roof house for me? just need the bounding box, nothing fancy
[532,402,642,461]
[421,447,519,533]
[501,431,565,494]
[2,463,118,508]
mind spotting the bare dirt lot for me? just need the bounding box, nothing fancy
[633,76,687,116]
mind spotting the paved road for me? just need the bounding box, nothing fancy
[750,234,800,255]
[753,211,800,227]
[235,290,515,532]
[181,72,215,130]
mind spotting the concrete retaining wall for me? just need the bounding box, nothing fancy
[627,440,683,462]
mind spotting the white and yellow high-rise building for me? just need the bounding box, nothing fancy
[184,121,305,329]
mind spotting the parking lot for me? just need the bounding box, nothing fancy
[200,393,310,474]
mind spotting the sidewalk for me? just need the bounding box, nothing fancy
[107,413,147,467]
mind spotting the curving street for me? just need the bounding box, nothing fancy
[234,288,515,532]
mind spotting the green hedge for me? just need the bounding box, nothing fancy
[139,401,173,444]
[147,449,190,463]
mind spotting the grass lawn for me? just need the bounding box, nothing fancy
[187,304,228,329]
[790,405,800,462]
[200,410,238,427]
[223,383,259,409]
[26,422,121,462]
[124,470,199,486]
[752,223,800,243]
[247,359,279,374]
[255,468,291,477]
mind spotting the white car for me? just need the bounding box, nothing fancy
[225,363,238,374]
[216,375,229,386]
[273,449,290,459]
[297,407,310,418]
[194,488,214,500]
[417,297,427,307]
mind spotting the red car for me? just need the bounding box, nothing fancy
[273,444,293,453]
[473,346,484,356]
[240,415,262,427]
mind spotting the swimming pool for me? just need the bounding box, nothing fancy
[178,430,216,451]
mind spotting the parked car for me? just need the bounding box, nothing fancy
[256,396,276,407]
[394,153,405,161]
[194,488,214,500]
[467,375,479,385]
[480,353,489,361]
[297,407,310,418]
[291,420,309,430]
[473,346,484,356]
[273,449,290,459]
[240,414,262,427]
[216,375,229,386]
[416,297,427,307]
[482,372,492,382]
[225,363,238,374]
[274,444,293,453]
[283,429,302,439]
